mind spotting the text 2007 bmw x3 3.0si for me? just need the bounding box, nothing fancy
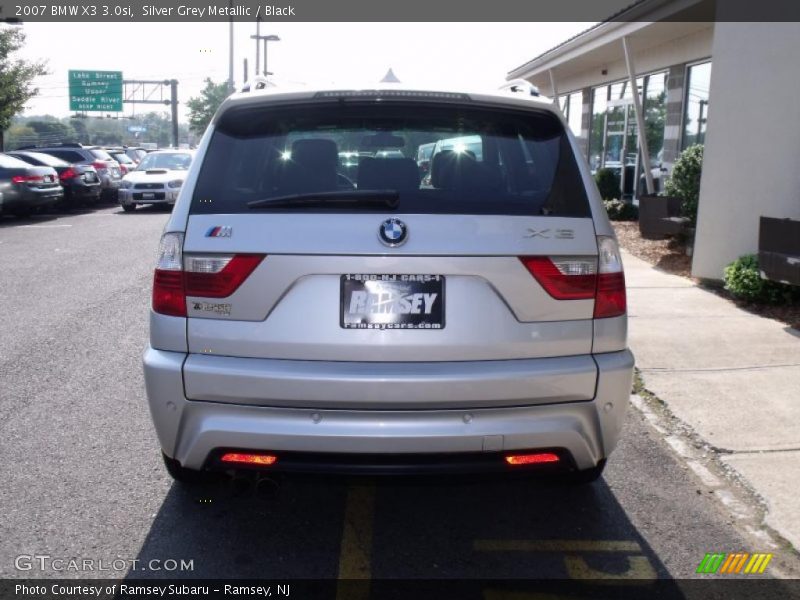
[143,82,634,484]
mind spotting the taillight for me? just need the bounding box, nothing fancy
[59,168,77,181]
[518,236,626,319]
[184,254,264,298]
[92,161,107,171]
[119,164,129,175]
[11,174,43,184]
[519,256,597,300]
[151,233,266,316]
[594,236,626,319]
[152,233,186,317]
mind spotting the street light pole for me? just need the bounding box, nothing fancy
[250,32,280,82]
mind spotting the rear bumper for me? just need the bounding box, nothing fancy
[143,347,634,471]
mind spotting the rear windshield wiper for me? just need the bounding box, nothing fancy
[248,189,399,209]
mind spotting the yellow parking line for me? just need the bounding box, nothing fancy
[474,540,641,553]
[336,483,376,600]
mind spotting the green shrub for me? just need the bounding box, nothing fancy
[723,254,799,304]
[664,144,703,225]
[595,168,621,201]
[603,199,639,221]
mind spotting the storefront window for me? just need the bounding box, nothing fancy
[683,61,711,149]
[643,71,667,165]
[588,86,608,171]
[557,92,583,138]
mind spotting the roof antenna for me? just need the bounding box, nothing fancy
[380,68,401,83]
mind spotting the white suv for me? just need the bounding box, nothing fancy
[143,84,634,484]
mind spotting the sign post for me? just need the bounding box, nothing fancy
[69,70,123,112]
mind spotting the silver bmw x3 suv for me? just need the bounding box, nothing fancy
[143,84,634,483]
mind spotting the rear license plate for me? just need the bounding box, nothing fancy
[340,274,445,330]
[83,173,97,182]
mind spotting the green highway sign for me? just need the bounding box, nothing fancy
[69,70,123,112]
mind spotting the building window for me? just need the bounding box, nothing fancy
[588,87,608,171]
[643,71,668,165]
[558,92,583,138]
[683,61,711,149]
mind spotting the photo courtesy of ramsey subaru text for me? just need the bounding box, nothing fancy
[143,83,634,485]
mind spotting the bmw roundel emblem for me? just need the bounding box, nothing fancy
[379,218,408,247]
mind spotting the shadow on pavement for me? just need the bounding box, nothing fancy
[129,472,681,598]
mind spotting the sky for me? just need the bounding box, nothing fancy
[14,22,591,120]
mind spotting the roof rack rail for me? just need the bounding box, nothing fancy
[241,76,270,92]
[499,79,541,97]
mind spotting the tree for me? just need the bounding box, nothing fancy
[186,78,229,136]
[0,28,48,150]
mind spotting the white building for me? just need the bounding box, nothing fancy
[508,0,800,280]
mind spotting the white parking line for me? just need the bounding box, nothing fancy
[19,224,72,228]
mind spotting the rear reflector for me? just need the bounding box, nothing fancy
[505,453,560,465]
[221,452,278,466]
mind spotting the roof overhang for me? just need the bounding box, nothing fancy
[507,0,715,85]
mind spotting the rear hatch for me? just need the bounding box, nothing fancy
[166,96,613,408]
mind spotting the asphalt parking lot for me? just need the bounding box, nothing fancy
[1,205,798,594]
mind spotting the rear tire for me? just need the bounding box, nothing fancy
[121,204,136,213]
[162,452,220,485]
[564,459,606,485]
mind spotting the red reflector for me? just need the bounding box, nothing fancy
[184,254,265,298]
[519,257,596,300]
[221,452,278,466]
[152,269,186,317]
[594,272,627,319]
[505,453,560,465]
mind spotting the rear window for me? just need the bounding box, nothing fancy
[90,149,113,160]
[191,101,590,217]
[112,153,134,164]
[18,152,69,167]
[44,150,86,163]
[0,154,31,169]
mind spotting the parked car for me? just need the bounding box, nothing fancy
[6,150,101,208]
[143,84,632,485]
[104,148,137,175]
[118,150,193,212]
[21,144,122,200]
[0,153,63,216]
[124,147,148,164]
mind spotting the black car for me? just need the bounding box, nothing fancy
[7,151,101,208]
[0,153,63,217]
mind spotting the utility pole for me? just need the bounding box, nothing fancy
[170,80,179,147]
[227,0,235,94]
[253,18,260,75]
[243,58,249,84]
[251,30,280,81]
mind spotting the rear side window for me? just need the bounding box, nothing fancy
[0,154,31,169]
[90,149,113,160]
[44,150,86,163]
[191,101,590,217]
[21,152,69,167]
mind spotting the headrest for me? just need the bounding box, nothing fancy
[431,150,482,190]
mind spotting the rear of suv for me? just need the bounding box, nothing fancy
[143,85,634,484]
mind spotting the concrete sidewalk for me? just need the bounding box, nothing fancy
[622,250,800,549]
